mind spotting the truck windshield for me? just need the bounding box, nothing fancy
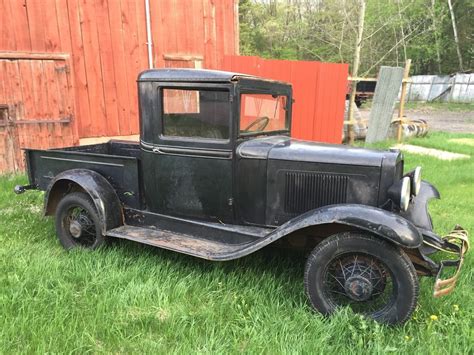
[240,93,288,135]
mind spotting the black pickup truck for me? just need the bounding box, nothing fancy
[17,69,468,325]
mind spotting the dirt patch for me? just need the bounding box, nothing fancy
[359,108,474,134]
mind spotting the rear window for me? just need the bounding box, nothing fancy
[162,88,230,140]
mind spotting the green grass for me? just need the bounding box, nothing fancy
[1,132,473,353]
[401,101,474,112]
[361,100,474,112]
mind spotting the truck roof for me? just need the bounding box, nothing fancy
[137,68,289,85]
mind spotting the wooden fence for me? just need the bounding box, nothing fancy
[221,55,348,143]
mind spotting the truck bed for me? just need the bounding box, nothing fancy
[26,140,142,209]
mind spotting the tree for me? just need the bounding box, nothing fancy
[239,0,473,75]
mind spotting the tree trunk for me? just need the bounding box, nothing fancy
[348,0,366,144]
[447,0,464,72]
[431,0,442,73]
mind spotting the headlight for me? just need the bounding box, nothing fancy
[400,176,411,211]
[412,166,422,196]
[388,176,412,211]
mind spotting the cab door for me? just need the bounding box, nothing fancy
[141,84,234,223]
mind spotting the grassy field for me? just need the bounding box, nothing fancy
[402,101,474,112]
[361,100,474,112]
[1,132,473,353]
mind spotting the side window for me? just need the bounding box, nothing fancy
[162,88,230,140]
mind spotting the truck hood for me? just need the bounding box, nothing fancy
[237,136,399,167]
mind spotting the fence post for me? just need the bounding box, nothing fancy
[397,59,411,143]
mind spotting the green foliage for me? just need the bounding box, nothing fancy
[0,132,473,353]
[239,0,473,75]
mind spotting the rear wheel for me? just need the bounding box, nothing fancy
[55,192,106,250]
[304,232,418,325]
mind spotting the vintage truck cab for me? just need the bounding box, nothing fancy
[17,69,468,325]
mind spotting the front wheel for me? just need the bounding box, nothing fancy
[55,192,106,250]
[304,232,419,325]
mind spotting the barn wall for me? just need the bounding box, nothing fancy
[0,0,239,139]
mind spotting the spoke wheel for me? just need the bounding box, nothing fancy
[304,232,419,325]
[55,192,105,250]
[323,254,394,316]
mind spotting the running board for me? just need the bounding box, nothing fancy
[106,225,254,260]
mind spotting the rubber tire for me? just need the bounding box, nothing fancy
[304,232,419,325]
[55,192,106,250]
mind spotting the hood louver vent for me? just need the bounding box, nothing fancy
[284,172,348,214]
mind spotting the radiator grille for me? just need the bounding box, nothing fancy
[284,172,348,214]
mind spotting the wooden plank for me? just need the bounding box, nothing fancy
[159,0,178,60]
[133,0,149,70]
[8,0,32,51]
[163,54,204,61]
[67,0,92,138]
[0,60,17,172]
[0,61,6,102]
[55,0,79,145]
[16,61,33,157]
[202,0,217,68]
[176,0,189,53]
[28,60,48,149]
[211,0,221,68]
[108,0,132,136]
[0,64,10,173]
[43,60,63,144]
[15,118,72,124]
[0,0,17,50]
[55,0,73,53]
[222,0,234,56]
[78,0,107,137]
[150,0,165,68]
[233,0,239,55]
[187,0,202,55]
[43,0,62,51]
[25,0,47,51]
[95,0,120,136]
[17,61,35,120]
[6,61,25,119]
[0,51,69,60]
[5,61,24,170]
[366,66,404,144]
[121,0,141,134]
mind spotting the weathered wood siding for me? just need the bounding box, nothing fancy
[0,0,239,139]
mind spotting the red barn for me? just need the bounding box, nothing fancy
[0,0,239,172]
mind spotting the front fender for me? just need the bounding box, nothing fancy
[400,180,440,231]
[272,204,423,248]
[44,169,123,234]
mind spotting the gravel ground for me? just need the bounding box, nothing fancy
[359,107,474,134]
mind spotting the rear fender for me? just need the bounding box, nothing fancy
[44,169,123,234]
[272,204,422,248]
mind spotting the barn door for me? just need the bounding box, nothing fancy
[0,54,78,173]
